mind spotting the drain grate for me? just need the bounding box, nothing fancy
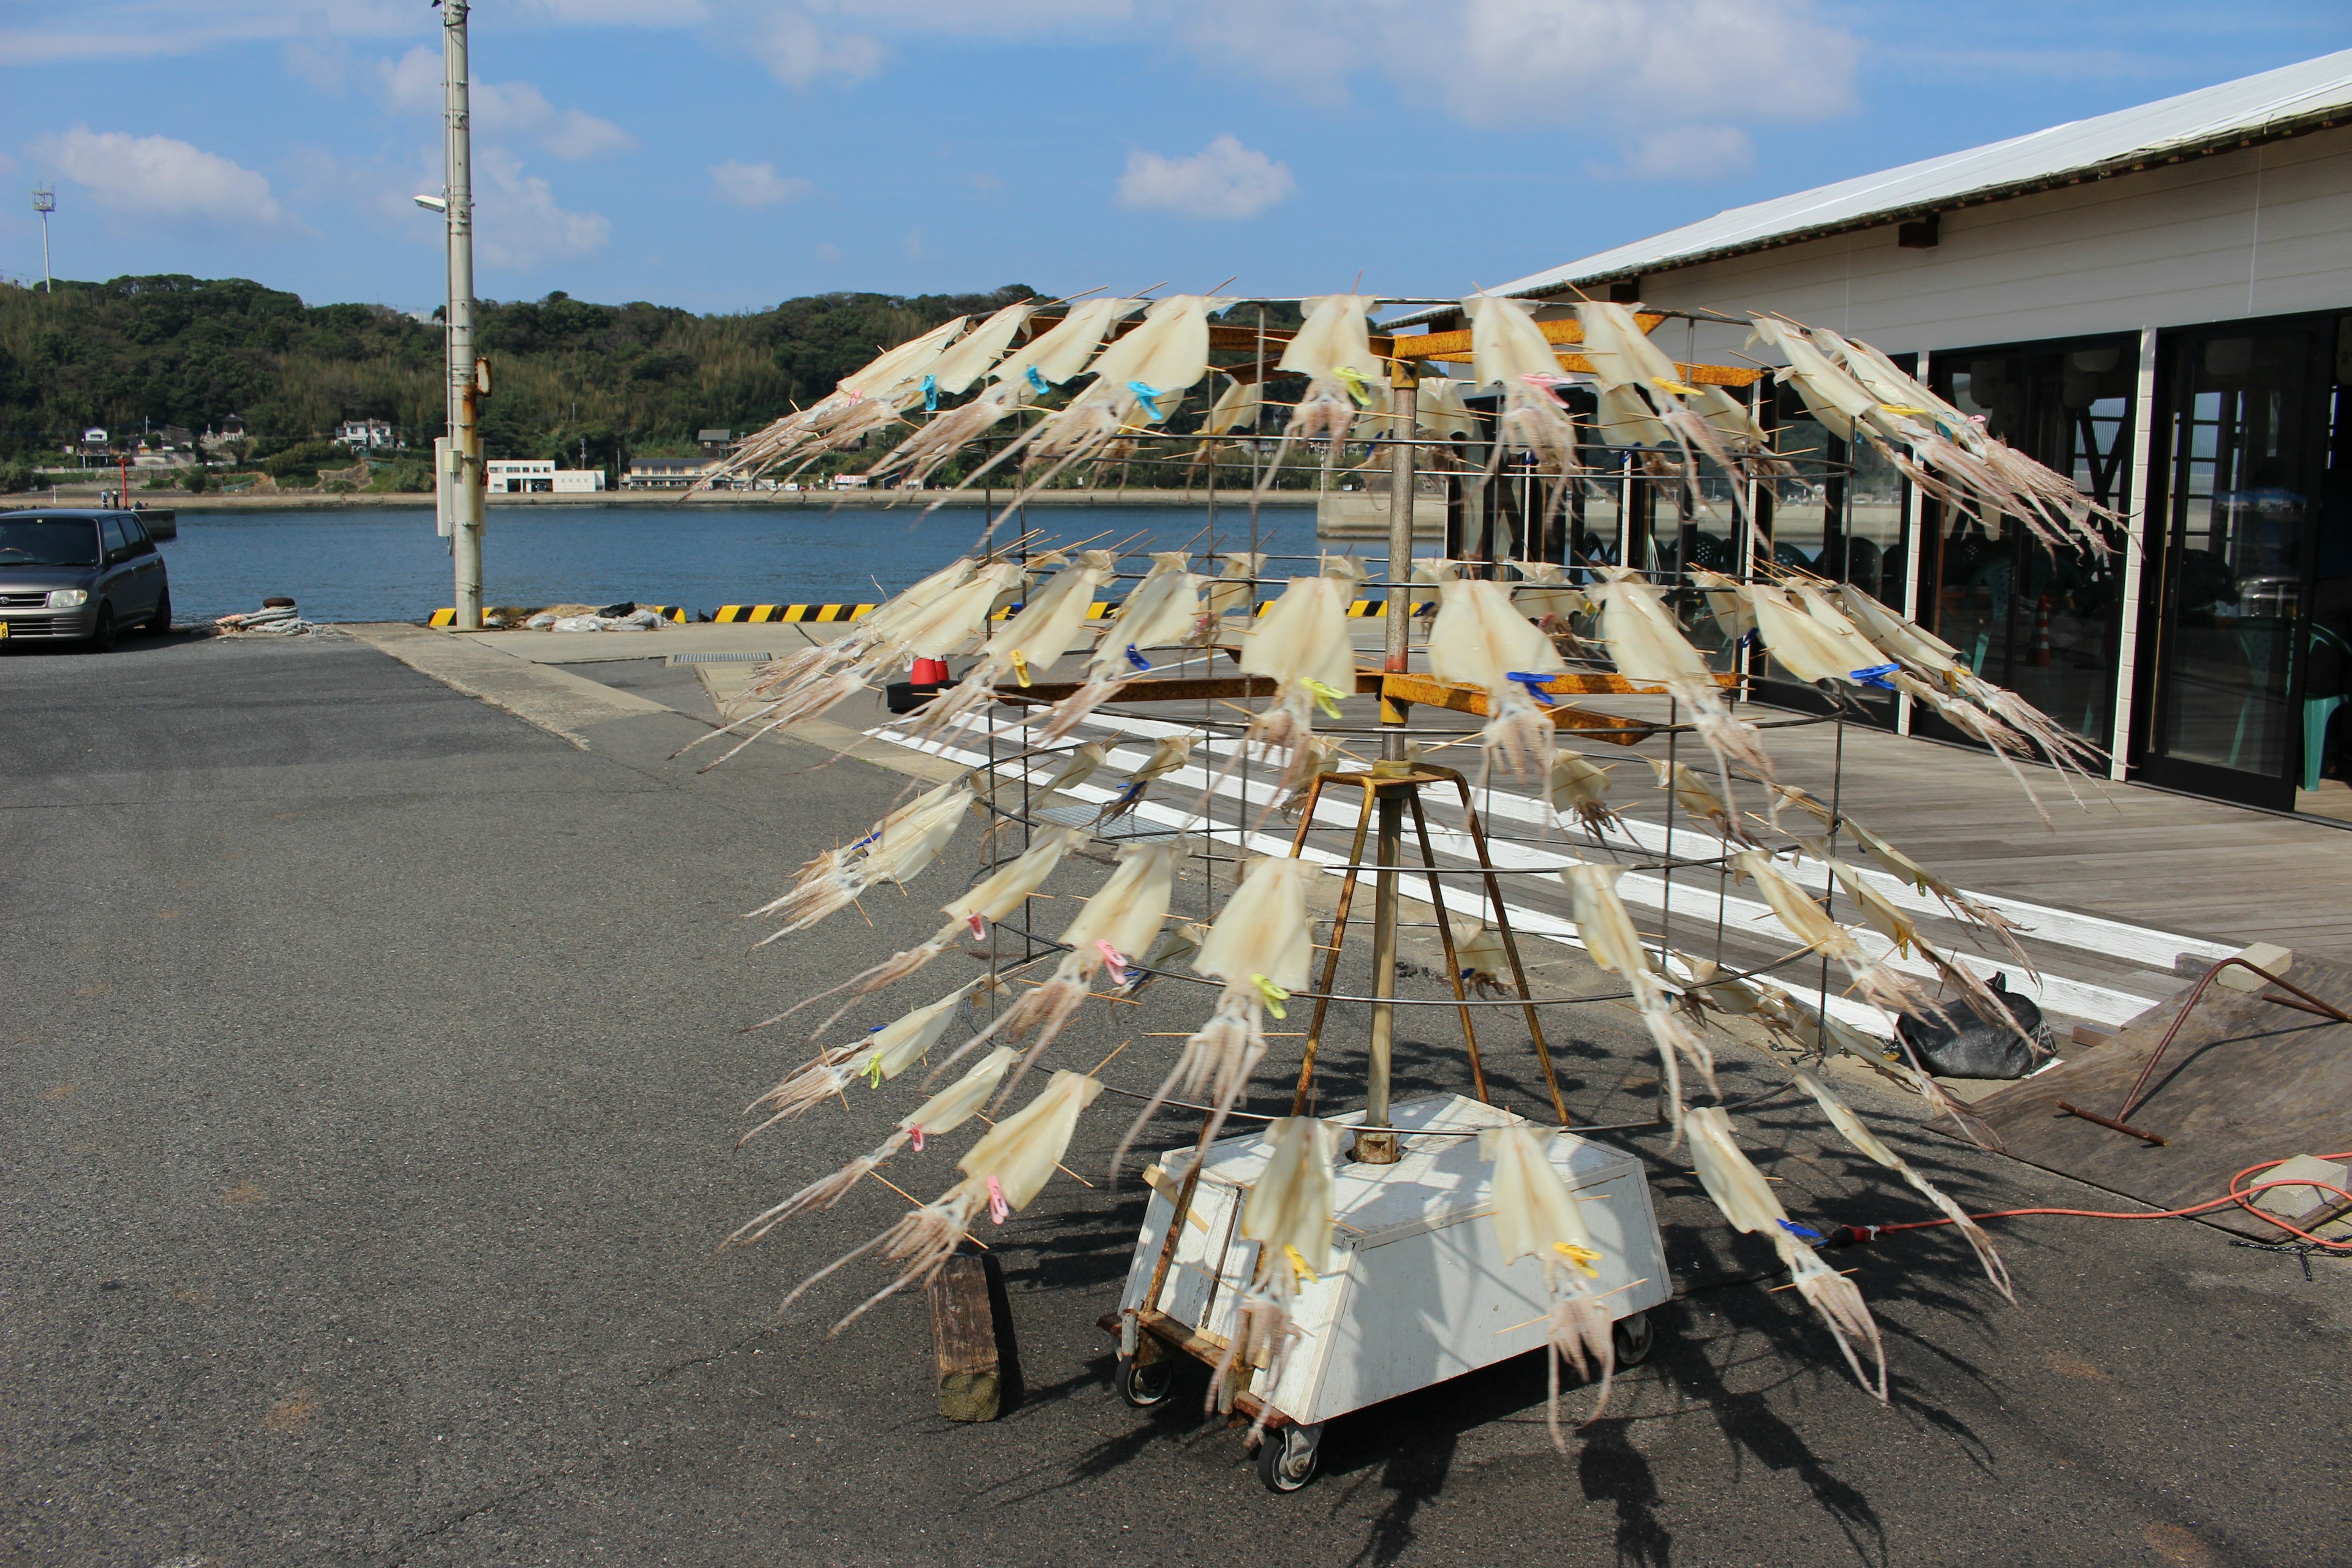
[666,650,775,666]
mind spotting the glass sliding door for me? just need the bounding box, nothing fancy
[1921,335,2136,753]
[2139,316,2341,812]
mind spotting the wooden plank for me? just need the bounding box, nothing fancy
[929,1251,1002,1422]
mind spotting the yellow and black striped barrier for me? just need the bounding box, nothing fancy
[711,602,877,623]
[430,605,693,627]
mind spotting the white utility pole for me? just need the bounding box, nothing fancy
[442,0,484,628]
[32,187,55,292]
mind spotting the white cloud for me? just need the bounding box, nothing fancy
[1163,0,1857,140]
[709,159,813,207]
[32,127,287,229]
[750,10,888,88]
[1115,135,1294,221]
[375,47,637,160]
[1601,125,1755,182]
[472,148,611,270]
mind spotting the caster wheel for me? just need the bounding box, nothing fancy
[1115,1355,1177,1409]
[1613,1310,1655,1368]
[1256,1421,1323,1493]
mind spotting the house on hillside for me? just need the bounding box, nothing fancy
[698,429,733,457]
[1400,50,2352,820]
[336,418,395,451]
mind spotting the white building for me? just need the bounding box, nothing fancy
[623,457,717,490]
[1403,50,2352,821]
[484,459,605,494]
[335,418,396,451]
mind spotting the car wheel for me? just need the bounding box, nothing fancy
[147,588,172,635]
[85,603,116,652]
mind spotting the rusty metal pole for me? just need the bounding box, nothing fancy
[442,0,484,628]
[1357,365,1420,1166]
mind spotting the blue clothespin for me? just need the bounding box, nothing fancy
[1505,671,1557,706]
[1849,662,1900,690]
[921,374,938,412]
[1127,381,1167,421]
[1025,366,1049,395]
[1124,643,1150,671]
[1777,1219,1825,1242]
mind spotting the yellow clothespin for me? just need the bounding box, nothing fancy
[1009,649,1032,687]
[1299,677,1346,718]
[1332,366,1375,408]
[1554,1241,1602,1278]
[1251,974,1291,1020]
[1283,1243,1317,1285]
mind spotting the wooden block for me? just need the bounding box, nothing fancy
[929,1251,1001,1422]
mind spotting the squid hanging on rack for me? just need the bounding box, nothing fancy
[747,777,973,940]
[1426,575,1567,790]
[1548,750,1621,835]
[736,1044,1017,1251]
[1464,295,1581,518]
[1816,855,2037,1045]
[931,842,1178,1103]
[1033,552,1207,742]
[864,300,1042,488]
[737,976,991,1147]
[1590,568,1773,794]
[1483,1123,1616,1449]
[1730,850,1939,1022]
[982,295,1226,530]
[1834,581,2111,798]
[1649,759,1756,848]
[1117,853,1314,1169]
[1513,561,1589,630]
[914,551,1117,738]
[1214,1115,1335,1438]
[1228,573,1357,797]
[1839,816,2035,973]
[690,559,1027,769]
[1685,1105,1887,1401]
[1253,294,1380,497]
[709,314,974,489]
[1794,1071,2015,1303]
[1093,733,1194,825]
[758,825,1088,1039]
[1205,551,1264,625]
[782,1067,1102,1334]
[1563,864,1715,1129]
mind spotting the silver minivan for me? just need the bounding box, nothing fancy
[0,509,172,650]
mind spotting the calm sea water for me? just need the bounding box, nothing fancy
[159,503,1332,623]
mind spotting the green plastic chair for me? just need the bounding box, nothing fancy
[2307,622,2352,793]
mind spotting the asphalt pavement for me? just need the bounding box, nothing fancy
[4,629,2345,1568]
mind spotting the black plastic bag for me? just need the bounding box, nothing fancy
[1893,973,2056,1079]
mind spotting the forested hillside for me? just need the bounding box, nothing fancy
[0,275,1037,473]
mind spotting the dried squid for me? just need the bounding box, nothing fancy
[1794,1071,2013,1303]
[1215,1115,1335,1435]
[1034,551,1207,741]
[783,1067,1101,1333]
[1427,575,1567,789]
[1563,863,1714,1128]
[1117,853,1314,1167]
[1483,1123,1616,1447]
[1685,1105,1886,1400]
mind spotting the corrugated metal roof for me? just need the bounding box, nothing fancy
[1390,48,2352,327]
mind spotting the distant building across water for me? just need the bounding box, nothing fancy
[486,459,605,494]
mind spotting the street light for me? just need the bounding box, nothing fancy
[31,186,55,293]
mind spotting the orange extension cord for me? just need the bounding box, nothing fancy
[1830,1152,2352,1254]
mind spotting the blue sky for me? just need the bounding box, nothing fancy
[4,1,2349,315]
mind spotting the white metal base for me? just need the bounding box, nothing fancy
[1117,1093,1672,1428]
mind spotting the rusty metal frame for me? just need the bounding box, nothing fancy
[2057,958,2352,1146]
